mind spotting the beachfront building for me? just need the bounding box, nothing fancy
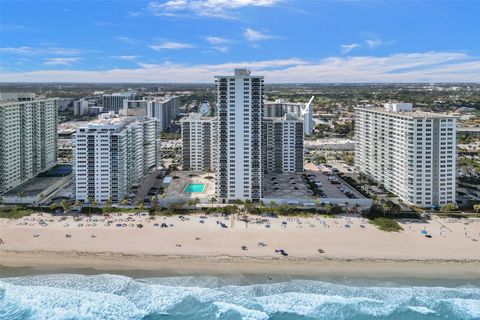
[0,94,58,195]
[73,99,89,116]
[262,113,304,173]
[355,103,457,208]
[215,68,264,202]
[180,113,217,172]
[146,96,180,131]
[264,97,314,135]
[73,116,161,203]
[102,92,136,113]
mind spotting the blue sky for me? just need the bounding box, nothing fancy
[0,0,479,82]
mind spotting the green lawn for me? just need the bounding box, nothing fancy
[0,206,34,219]
[370,217,403,232]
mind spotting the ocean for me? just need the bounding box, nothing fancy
[0,272,479,320]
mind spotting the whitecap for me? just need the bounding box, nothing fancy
[214,301,269,320]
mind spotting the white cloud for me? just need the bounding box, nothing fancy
[0,46,81,55]
[366,39,382,48]
[147,0,279,18]
[340,43,360,54]
[205,36,230,44]
[3,52,479,83]
[116,36,137,44]
[244,28,275,42]
[110,55,139,60]
[149,41,194,50]
[213,46,229,53]
[43,57,81,66]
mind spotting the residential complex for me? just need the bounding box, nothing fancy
[73,99,89,116]
[73,116,161,203]
[146,96,180,131]
[180,113,217,171]
[215,68,264,202]
[262,113,304,173]
[355,103,456,208]
[0,94,58,195]
[102,92,136,113]
[264,97,314,135]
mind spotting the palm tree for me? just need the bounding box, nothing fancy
[210,197,217,205]
[60,200,70,213]
[120,199,129,206]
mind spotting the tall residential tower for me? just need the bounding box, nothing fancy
[0,94,58,195]
[215,69,264,202]
[355,103,456,208]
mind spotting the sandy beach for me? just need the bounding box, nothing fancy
[1,212,480,278]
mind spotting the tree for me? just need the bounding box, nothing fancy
[120,199,129,206]
[136,200,144,210]
[209,197,217,205]
[474,204,480,213]
[440,203,457,213]
[60,200,70,213]
[49,202,58,212]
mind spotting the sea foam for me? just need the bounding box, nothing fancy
[1,274,479,319]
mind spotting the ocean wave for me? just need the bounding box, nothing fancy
[1,274,479,319]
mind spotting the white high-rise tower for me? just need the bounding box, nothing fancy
[215,69,264,202]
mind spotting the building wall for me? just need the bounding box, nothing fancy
[146,97,179,131]
[74,117,160,202]
[215,69,263,202]
[102,93,136,113]
[181,114,216,171]
[355,107,456,207]
[0,98,58,195]
[262,117,304,174]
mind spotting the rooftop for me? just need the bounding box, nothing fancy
[355,107,455,119]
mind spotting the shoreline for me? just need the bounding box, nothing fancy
[2,250,480,280]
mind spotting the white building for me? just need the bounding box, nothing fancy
[180,113,217,171]
[0,94,58,195]
[102,92,136,113]
[262,113,304,173]
[215,69,263,202]
[264,97,314,135]
[73,116,161,203]
[199,101,210,116]
[73,99,89,116]
[146,96,180,131]
[355,103,456,208]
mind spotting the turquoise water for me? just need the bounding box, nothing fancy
[0,274,479,319]
[184,183,205,193]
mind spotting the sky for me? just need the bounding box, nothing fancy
[0,0,479,83]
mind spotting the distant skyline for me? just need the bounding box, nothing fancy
[0,0,479,83]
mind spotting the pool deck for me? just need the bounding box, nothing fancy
[163,171,216,202]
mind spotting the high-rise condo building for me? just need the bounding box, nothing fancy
[355,103,456,208]
[102,92,136,113]
[180,113,217,171]
[215,69,264,202]
[73,116,161,203]
[146,96,180,131]
[264,97,314,135]
[0,94,58,195]
[262,113,304,173]
[73,99,89,116]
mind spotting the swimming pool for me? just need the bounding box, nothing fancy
[184,183,206,193]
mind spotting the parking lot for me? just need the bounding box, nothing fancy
[133,169,166,204]
[304,163,365,199]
